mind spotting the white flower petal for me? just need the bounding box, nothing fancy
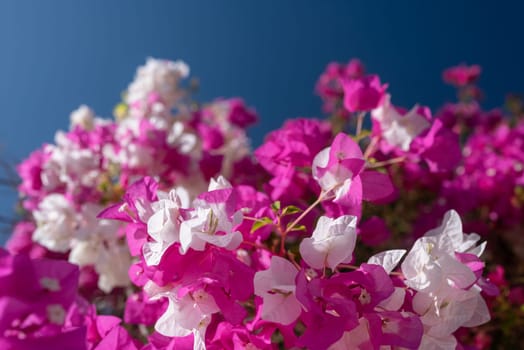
[367,249,407,274]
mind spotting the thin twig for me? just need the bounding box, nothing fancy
[355,111,366,136]
[284,192,327,234]
[363,136,378,159]
[338,264,360,270]
[367,156,406,169]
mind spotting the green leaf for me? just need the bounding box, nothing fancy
[271,201,281,212]
[286,223,306,232]
[355,129,371,141]
[281,205,302,216]
[250,217,273,233]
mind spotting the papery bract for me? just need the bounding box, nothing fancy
[312,132,365,204]
[342,75,387,112]
[442,64,481,87]
[371,94,431,151]
[402,210,485,293]
[179,188,243,254]
[144,188,187,266]
[253,256,302,325]
[299,215,357,269]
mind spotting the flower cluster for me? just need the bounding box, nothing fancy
[4,57,518,349]
[10,58,257,294]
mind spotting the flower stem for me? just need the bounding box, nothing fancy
[284,192,326,235]
[338,264,359,270]
[367,156,406,169]
[364,136,378,159]
[355,111,366,137]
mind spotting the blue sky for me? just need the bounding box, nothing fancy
[1,1,523,235]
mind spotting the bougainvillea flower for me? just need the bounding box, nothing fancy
[442,64,481,87]
[253,256,302,325]
[413,285,490,347]
[299,215,357,269]
[342,74,387,112]
[5,57,504,350]
[153,288,219,350]
[312,133,365,203]
[313,133,395,208]
[372,94,431,151]
[143,189,187,266]
[367,249,406,275]
[179,188,243,254]
[401,210,486,293]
